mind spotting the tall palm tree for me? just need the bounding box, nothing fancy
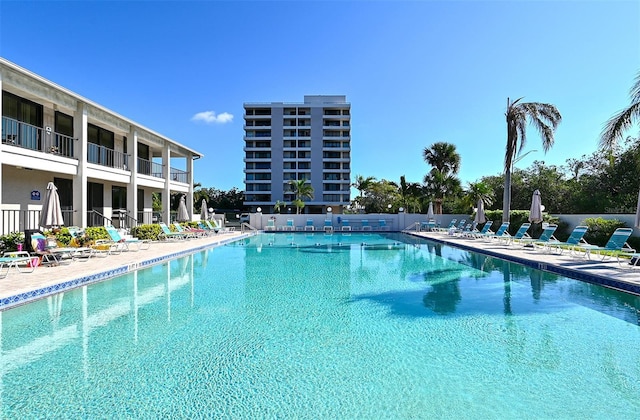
[423,142,460,174]
[288,179,314,214]
[423,142,461,214]
[502,97,561,222]
[599,70,640,150]
[462,181,494,212]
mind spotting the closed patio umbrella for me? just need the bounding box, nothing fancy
[474,199,486,224]
[200,199,208,221]
[39,182,64,229]
[635,189,640,228]
[427,201,435,220]
[177,194,190,222]
[528,190,543,223]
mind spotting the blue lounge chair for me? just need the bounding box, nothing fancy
[285,219,295,231]
[341,219,352,231]
[481,222,510,241]
[544,225,589,254]
[438,219,457,232]
[573,228,635,265]
[420,220,436,232]
[305,219,315,231]
[503,222,532,245]
[265,219,276,231]
[324,219,333,232]
[0,251,36,278]
[158,222,191,240]
[378,220,388,231]
[361,220,372,231]
[471,221,494,238]
[517,224,558,248]
[105,225,151,251]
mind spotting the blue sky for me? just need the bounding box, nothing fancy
[1,1,639,193]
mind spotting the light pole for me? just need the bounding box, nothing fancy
[512,149,538,172]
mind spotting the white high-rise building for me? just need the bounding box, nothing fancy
[243,95,351,213]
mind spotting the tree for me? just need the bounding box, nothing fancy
[423,142,462,214]
[462,181,494,213]
[502,97,562,222]
[352,175,376,211]
[599,70,640,151]
[288,179,314,214]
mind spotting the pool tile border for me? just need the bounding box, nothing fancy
[416,233,640,296]
[0,234,248,311]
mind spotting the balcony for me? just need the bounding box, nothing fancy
[137,158,164,179]
[87,143,129,170]
[2,117,76,159]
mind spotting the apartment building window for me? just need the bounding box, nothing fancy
[298,162,310,169]
[323,151,341,159]
[88,124,114,166]
[255,130,271,137]
[297,140,310,148]
[323,194,341,201]
[298,173,310,180]
[54,111,74,157]
[2,91,43,149]
[284,140,296,148]
[323,173,340,180]
[283,172,297,180]
[283,151,296,159]
[255,141,270,148]
[298,151,310,159]
[283,162,297,169]
[284,118,296,126]
[324,183,341,191]
[284,129,296,137]
[324,162,340,169]
[323,141,341,148]
[246,151,271,159]
[255,162,271,169]
[298,129,310,137]
[247,174,272,181]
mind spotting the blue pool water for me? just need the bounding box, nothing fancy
[2,232,640,418]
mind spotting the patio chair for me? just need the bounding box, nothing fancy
[0,251,37,278]
[158,222,191,240]
[284,219,295,231]
[197,222,218,236]
[105,225,151,251]
[341,219,352,231]
[480,222,510,241]
[572,228,635,265]
[324,219,333,232]
[265,218,276,231]
[517,224,558,249]
[471,221,494,238]
[173,222,202,238]
[305,219,315,231]
[543,225,589,255]
[361,220,372,231]
[420,220,437,232]
[437,219,457,232]
[503,222,532,245]
[378,220,388,231]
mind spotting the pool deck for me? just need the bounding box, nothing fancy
[1,229,639,311]
[408,230,640,295]
[0,231,248,310]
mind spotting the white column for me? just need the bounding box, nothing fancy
[186,155,194,220]
[128,128,138,225]
[74,102,89,228]
[0,72,4,213]
[162,143,171,224]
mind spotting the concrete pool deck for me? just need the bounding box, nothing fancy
[1,229,638,310]
[0,231,248,310]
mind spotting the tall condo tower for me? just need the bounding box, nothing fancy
[243,95,351,213]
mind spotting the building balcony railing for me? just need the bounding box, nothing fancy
[2,117,76,159]
[87,143,129,170]
[170,167,188,183]
[137,158,164,179]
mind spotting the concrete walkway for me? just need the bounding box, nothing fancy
[408,230,640,295]
[0,231,247,310]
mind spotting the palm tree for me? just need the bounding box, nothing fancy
[462,181,494,212]
[423,142,461,214]
[288,179,314,214]
[599,70,640,150]
[352,175,376,210]
[502,97,561,222]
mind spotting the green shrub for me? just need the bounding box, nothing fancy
[131,224,162,241]
[581,217,627,247]
[0,231,25,252]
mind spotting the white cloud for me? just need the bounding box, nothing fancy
[191,111,234,124]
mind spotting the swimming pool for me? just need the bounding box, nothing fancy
[2,232,639,418]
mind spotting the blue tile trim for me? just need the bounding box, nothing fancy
[0,234,251,311]
[410,233,640,297]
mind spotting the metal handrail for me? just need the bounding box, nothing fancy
[2,116,76,159]
[87,143,129,170]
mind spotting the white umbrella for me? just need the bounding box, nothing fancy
[200,199,208,221]
[474,199,486,224]
[177,195,190,222]
[39,182,64,228]
[635,189,640,228]
[426,201,435,220]
[528,190,543,223]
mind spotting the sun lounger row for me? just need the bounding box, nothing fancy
[268,219,390,232]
